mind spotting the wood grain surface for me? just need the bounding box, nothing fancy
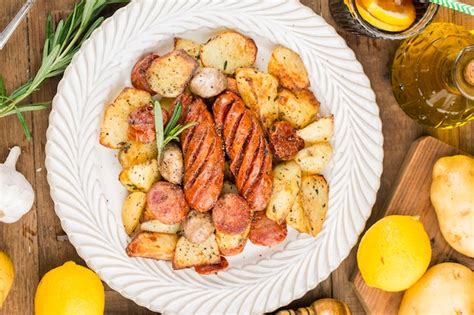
[0,1,472,314]
[352,136,474,315]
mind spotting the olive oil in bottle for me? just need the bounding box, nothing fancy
[391,23,474,128]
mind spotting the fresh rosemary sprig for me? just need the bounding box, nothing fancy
[0,0,130,140]
[154,100,196,161]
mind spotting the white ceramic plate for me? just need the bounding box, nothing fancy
[45,1,383,314]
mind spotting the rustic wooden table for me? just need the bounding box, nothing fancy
[0,1,472,314]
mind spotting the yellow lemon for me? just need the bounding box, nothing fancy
[356,0,416,32]
[357,215,431,292]
[35,261,104,315]
[0,251,14,309]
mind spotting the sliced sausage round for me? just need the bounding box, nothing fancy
[269,121,304,161]
[131,53,159,93]
[212,194,251,235]
[146,181,189,224]
[182,211,215,244]
[249,211,288,246]
[195,257,229,275]
[128,104,169,143]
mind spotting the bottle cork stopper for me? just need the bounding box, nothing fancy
[464,59,474,86]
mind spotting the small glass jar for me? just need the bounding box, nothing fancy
[329,0,439,40]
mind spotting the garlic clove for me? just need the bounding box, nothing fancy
[0,146,35,223]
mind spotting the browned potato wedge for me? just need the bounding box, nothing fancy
[266,161,302,224]
[297,115,334,145]
[158,143,184,185]
[118,141,158,168]
[122,192,147,235]
[286,193,311,234]
[119,159,160,192]
[235,68,279,129]
[146,50,198,97]
[300,175,329,236]
[200,31,257,75]
[276,89,320,129]
[99,88,152,149]
[268,45,309,91]
[174,37,202,60]
[294,142,333,174]
[172,234,221,269]
[215,228,249,256]
[140,220,180,234]
[126,232,178,260]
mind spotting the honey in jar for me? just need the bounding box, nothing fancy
[391,23,474,129]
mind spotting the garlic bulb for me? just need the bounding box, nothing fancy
[0,146,35,223]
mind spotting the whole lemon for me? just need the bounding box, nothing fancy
[35,261,104,315]
[0,251,14,309]
[357,215,431,292]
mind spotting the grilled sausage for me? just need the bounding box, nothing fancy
[145,181,189,224]
[249,211,287,246]
[175,93,225,212]
[195,257,229,275]
[212,194,252,235]
[131,53,160,93]
[128,104,169,143]
[213,91,272,211]
[269,121,304,161]
[182,211,214,244]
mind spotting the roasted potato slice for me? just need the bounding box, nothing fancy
[286,192,311,234]
[119,159,160,192]
[297,115,334,145]
[140,220,180,234]
[266,161,302,224]
[99,88,152,149]
[126,231,178,260]
[118,141,158,168]
[146,50,198,97]
[122,192,147,235]
[200,30,257,74]
[300,175,329,236]
[172,234,221,269]
[158,142,184,185]
[215,226,250,256]
[235,68,279,129]
[174,37,202,60]
[268,45,309,91]
[294,142,333,174]
[276,89,320,129]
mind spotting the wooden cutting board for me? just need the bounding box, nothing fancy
[351,136,474,315]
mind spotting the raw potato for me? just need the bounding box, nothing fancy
[297,115,334,145]
[300,175,329,236]
[172,234,221,269]
[200,30,257,74]
[286,193,311,234]
[215,226,250,256]
[122,192,147,235]
[295,142,333,174]
[268,45,310,91]
[277,89,319,129]
[399,262,474,315]
[235,68,279,129]
[140,220,180,234]
[118,141,158,168]
[99,88,152,149]
[174,37,202,60]
[146,50,198,97]
[266,161,302,224]
[119,159,160,192]
[430,155,474,257]
[190,67,227,98]
[158,143,184,185]
[126,232,178,260]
